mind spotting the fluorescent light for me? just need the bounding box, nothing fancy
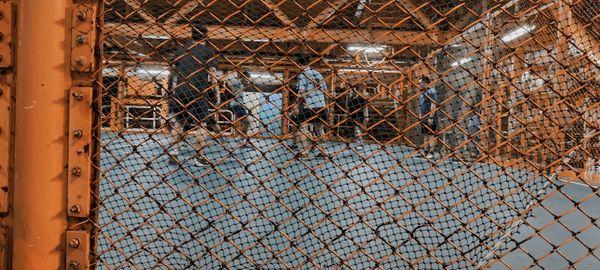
[242,38,270,42]
[136,68,170,76]
[248,72,276,80]
[501,25,536,43]
[338,68,403,74]
[451,57,472,67]
[347,44,388,53]
[142,35,171,40]
[247,72,283,85]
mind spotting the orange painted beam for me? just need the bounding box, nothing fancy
[13,0,70,268]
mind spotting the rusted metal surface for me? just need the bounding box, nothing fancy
[71,2,98,73]
[66,231,90,270]
[68,87,93,218]
[0,1,13,215]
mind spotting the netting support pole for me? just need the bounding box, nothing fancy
[12,0,71,268]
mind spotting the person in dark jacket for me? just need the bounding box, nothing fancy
[419,76,439,159]
[167,23,221,167]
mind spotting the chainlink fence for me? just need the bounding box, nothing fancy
[91,0,599,269]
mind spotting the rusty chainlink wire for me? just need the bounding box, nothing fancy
[91,0,599,269]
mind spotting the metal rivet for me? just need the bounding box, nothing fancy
[73,129,83,138]
[76,34,86,45]
[71,166,82,176]
[69,238,81,248]
[74,56,85,66]
[69,260,80,270]
[72,92,84,100]
[76,11,86,22]
[70,205,81,214]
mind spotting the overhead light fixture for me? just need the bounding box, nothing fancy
[142,34,171,40]
[248,72,276,80]
[135,68,170,76]
[347,44,388,53]
[451,57,472,67]
[247,72,283,85]
[501,25,536,43]
[338,68,403,74]
[242,38,270,43]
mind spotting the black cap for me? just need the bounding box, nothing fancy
[191,22,208,41]
[296,54,312,66]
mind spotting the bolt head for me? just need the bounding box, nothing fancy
[69,238,81,248]
[73,129,83,138]
[70,205,81,214]
[71,166,82,176]
[69,260,80,270]
[76,34,86,45]
[74,56,85,66]
[72,92,84,101]
[76,11,86,22]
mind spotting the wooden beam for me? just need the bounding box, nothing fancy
[397,0,434,30]
[164,0,199,25]
[260,0,295,27]
[123,0,155,22]
[105,23,441,46]
[549,0,600,68]
[451,0,494,32]
[307,0,350,29]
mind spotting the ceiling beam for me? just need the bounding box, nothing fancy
[452,1,489,31]
[105,23,443,46]
[397,1,434,30]
[123,0,155,22]
[307,0,351,29]
[260,0,295,27]
[164,0,200,25]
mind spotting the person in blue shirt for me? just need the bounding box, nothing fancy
[290,54,329,158]
[419,76,439,158]
[167,23,221,167]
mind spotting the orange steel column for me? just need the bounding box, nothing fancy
[13,0,70,269]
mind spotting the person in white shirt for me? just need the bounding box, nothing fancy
[291,54,329,158]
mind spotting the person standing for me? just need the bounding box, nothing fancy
[291,54,329,158]
[419,76,439,159]
[167,22,221,167]
[468,111,482,157]
[226,71,252,148]
[348,83,369,150]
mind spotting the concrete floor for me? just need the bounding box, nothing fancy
[96,133,599,269]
